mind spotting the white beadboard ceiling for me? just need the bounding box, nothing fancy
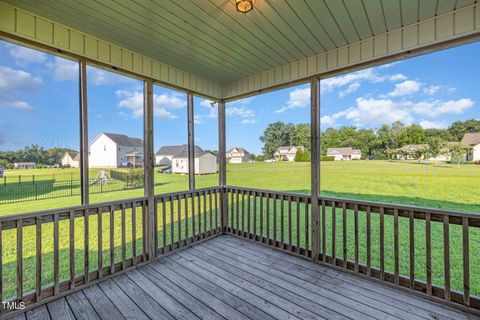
[3,0,476,85]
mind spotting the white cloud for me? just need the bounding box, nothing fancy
[241,119,256,125]
[423,85,456,95]
[116,90,144,118]
[115,90,185,119]
[226,106,254,118]
[200,99,215,108]
[0,66,42,92]
[275,87,310,113]
[389,74,407,81]
[0,66,42,112]
[378,61,401,69]
[320,115,336,129]
[229,97,253,106]
[339,82,360,98]
[154,92,186,109]
[329,96,474,128]
[52,57,78,81]
[321,68,407,97]
[423,85,440,95]
[9,45,47,66]
[418,120,448,129]
[411,98,474,117]
[334,97,414,128]
[226,105,255,125]
[388,80,421,97]
[86,66,134,85]
[2,101,35,112]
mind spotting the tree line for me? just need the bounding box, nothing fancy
[259,119,480,160]
[0,145,74,168]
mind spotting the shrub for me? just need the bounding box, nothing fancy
[294,149,310,162]
[320,156,335,161]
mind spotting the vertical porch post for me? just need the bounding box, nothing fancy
[218,100,227,232]
[310,76,320,262]
[187,93,195,190]
[79,60,89,205]
[144,79,155,260]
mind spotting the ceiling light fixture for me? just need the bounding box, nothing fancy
[235,0,254,13]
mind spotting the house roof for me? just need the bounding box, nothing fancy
[327,147,361,155]
[461,133,480,146]
[275,146,303,155]
[65,151,80,161]
[172,149,214,159]
[227,147,249,155]
[156,145,203,156]
[101,133,143,147]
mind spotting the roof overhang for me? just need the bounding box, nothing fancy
[1,1,478,101]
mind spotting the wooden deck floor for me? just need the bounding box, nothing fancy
[13,235,479,320]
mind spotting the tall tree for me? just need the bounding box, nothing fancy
[448,119,480,140]
[292,123,311,152]
[259,122,296,157]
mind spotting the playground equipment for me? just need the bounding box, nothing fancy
[90,170,113,185]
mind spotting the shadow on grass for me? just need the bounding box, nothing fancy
[286,189,479,213]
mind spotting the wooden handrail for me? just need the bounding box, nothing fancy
[224,186,480,313]
[0,187,222,318]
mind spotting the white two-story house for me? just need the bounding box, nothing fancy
[89,132,143,168]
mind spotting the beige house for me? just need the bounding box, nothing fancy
[61,151,80,168]
[395,142,460,161]
[14,162,36,169]
[274,146,304,162]
[172,149,217,175]
[327,148,362,161]
[226,147,250,163]
[461,133,480,161]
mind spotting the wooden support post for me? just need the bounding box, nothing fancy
[218,100,227,232]
[79,60,89,205]
[310,76,320,263]
[187,93,195,190]
[144,79,155,261]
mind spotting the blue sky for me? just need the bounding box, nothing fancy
[0,39,478,155]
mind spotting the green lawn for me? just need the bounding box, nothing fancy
[1,160,479,299]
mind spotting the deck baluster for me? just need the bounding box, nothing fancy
[444,215,451,301]
[463,217,470,306]
[35,217,42,301]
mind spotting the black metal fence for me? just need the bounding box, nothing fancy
[0,174,144,205]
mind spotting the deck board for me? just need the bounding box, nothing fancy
[18,235,480,320]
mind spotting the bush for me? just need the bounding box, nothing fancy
[294,149,310,162]
[474,160,480,165]
[320,156,335,161]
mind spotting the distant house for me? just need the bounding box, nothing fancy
[394,143,459,161]
[155,145,203,166]
[226,147,250,163]
[14,162,36,169]
[327,148,361,161]
[89,133,143,168]
[171,149,217,175]
[61,151,80,168]
[461,133,480,161]
[274,146,304,162]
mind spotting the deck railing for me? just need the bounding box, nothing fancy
[154,187,222,255]
[0,186,222,317]
[225,186,480,313]
[1,185,479,317]
[0,196,148,316]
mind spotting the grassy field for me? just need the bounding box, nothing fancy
[1,160,479,299]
